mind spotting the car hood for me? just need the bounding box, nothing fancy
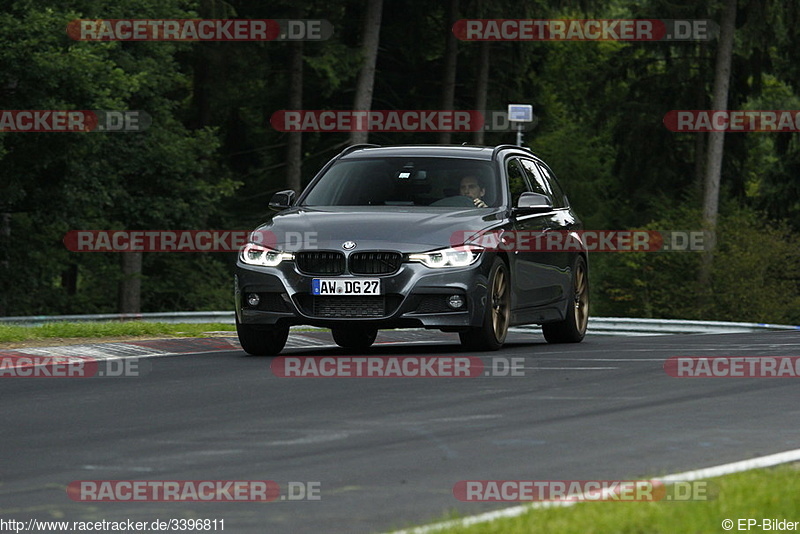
[251,206,507,253]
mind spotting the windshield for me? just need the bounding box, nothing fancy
[301,157,499,208]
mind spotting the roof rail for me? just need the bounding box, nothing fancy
[339,143,381,157]
[491,144,533,160]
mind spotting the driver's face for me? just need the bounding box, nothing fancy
[460,177,485,199]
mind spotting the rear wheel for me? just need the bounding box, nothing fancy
[236,316,289,356]
[331,327,378,350]
[542,256,589,343]
[459,258,510,351]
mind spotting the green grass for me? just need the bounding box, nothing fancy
[427,465,800,534]
[0,322,236,343]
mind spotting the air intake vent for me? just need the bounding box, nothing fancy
[348,251,402,275]
[295,251,346,275]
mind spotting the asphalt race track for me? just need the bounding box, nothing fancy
[2,328,799,533]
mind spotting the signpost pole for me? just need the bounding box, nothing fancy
[507,104,533,148]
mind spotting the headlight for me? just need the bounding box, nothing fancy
[239,243,294,266]
[408,245,483,268]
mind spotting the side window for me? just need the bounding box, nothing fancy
[506,158,531,206]
[536,162,567,208]
[519,158,553,202]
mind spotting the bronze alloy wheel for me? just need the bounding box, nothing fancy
[491,264,510,342]
[542,255,589,344]
[459,258,509,351]
[573,259,589,336]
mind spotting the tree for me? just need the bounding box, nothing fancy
[471,40,490,145]
[438,0,459,145]
[349,0,383,145]
[700,0,738,285]
[286,39,304,191]
[0,0,235,315]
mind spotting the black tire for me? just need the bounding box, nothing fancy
[542,255,589,343]
[459,257,510,351]
[236,316,289,356]
[331,327,378,350]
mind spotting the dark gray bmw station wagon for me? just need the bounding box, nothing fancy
[235,144,589,355]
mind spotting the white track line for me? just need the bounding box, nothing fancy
[388,448,800,534]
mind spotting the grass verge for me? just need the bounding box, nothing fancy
[425,464,800,534]
[0,322,236,343]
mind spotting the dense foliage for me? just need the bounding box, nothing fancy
[1,0,798,323]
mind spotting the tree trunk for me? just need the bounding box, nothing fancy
[693,43,707,195]
[438,0,459,145]
[118,251,142,314]
[190,0,219,128]
[0,212,10,316]
[191,47,212,129]
[694,131,705,193]
[61,264,78,296]
[350,0,383,145]
[286,40,304,191]
[699,0,737,286]
[472,41,490,145]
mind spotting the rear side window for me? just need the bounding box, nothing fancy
[519,158,554,203]
[506,158,532,206]
[535,162,568,208]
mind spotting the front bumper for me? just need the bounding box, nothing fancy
[235,255,492,330]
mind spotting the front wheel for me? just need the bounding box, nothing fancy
[236,316,289,356]
[331,327,378,350]
[459,258,510,351]
[542,255,589,343]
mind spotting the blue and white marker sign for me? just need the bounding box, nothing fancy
[507,104,534,122]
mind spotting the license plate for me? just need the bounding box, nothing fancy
[312,278,381,296]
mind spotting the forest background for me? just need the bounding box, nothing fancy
[1,0,798,324]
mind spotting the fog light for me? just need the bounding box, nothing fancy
[447,294,464,309]
[247,293,261,307]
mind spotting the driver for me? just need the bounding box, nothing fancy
[460,175,488,208]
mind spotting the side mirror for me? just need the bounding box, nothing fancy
[513,192,553,214]
[269,190,296,211]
